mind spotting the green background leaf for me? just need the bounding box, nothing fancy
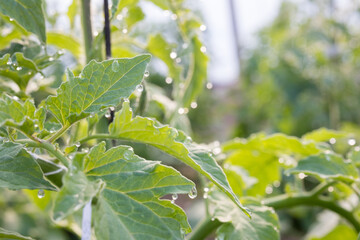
[0,227,34,240]
[0,0,46,43]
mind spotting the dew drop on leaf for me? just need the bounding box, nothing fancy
[172,193,178,201]
[49,57,54,61]
[109,106,115,111]
[190,102,198,109]
[188,186,197,199]
[123,98,130,103]
[200,46,207,53]
[37,189,45,199]
[12,96,19,101]
[16,66,22,71]
[9,18,14,21]
[206,82,213,89]
[211,217,215,221]
[75,142,81,147]
[180,228,186,237]
[244,207,253,217]
[165,77,173,84]
[348,139,356,146]
[170,51,177,59]
[6,60,11,65]
[175,58,181,63]
[144,71,150,78]
[136,84,143,93]
[122,28,128,34]
[112,60,120,72]
[105,112,111,118]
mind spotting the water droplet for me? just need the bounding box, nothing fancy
[172,193,178,203]
[244,207,253,217]
[82,148,89,153]
[37,189,45,199]
[298,173,306,179]
[123,98,130,103]
[273,180,280,188]
[171,14,177,20]
[180,228,186,237]
[211,217,215,221]
[75,142,81,147]
[48,57,54,61]
[190,102,198,109]
[206,82,213,89]
[12,96,19,101]
[124,149,133,159]
[34,124,39,128]
[178,108,185,114]
[144,71,150,78]
[9,18,14,22]
[203,192,208,199]
[6,60,11,65]
[182,43,188,49]
[328,186,334,192]
[90,112,95,118]
[355,146,360,152]
[94,31,99,36]
[105,112,111,118]
[136,84,143,92]
[27,71,32,75]
[109,106,115,111]
[329,138,336,144]
[57,49,65,55]
[122,28,128,34]
[175,57,181,63]
[200,46,207,53]
[185,136,192,144]
[265,186,273,194]
[16,66,22,71]
[170,51,177,59]
[117,14,123,20]
[165,77,173,84]
[278,158,284,164]
[112,60,120,72]
[348,139,356,146]
[188,186,197,199]
[200,25,207,31]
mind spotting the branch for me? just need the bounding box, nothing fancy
[16,139,70,168]
[80,0,93,63]
[187,218,222,240]
[263,192,360,232]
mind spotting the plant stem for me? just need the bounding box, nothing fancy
[16,139,69,168]
[80,0,93,63]
[264,193,360,232]
[78,134,119,145]
[187,218,222,240]
[103,0,111,59]
[47,123,71,143]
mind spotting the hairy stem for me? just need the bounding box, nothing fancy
[16,139,69,168]
[80,0,93,63]
[188,218,222,240]
[47,123,71,143]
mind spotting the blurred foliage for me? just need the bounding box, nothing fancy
[236,0,360,137]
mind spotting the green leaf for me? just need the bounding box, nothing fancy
[302,128,347,142]
[0,142,56,190]
[0,0,46,43]
[209,190,280,240]
[109,101,249,216]
[83,142,194,239]
[46,55,151,125]
[309,224,357,240]
[47,32,81,58]
[182,37,208,108]
[0,95,40,136]
[53,155,102,220]
[348,148,360,167]
[147,34,182,82]
[0,227,34,240]
[286,153,359,183]
[67,0,78,29]
[111,0,138,18]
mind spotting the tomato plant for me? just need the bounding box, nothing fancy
[0,1,360,240]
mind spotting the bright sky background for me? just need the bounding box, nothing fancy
[201,0,282,85]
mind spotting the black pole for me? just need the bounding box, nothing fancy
[103,0,111,59]
[227,0,241,72]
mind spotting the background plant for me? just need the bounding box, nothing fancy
[1,0,360,240]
